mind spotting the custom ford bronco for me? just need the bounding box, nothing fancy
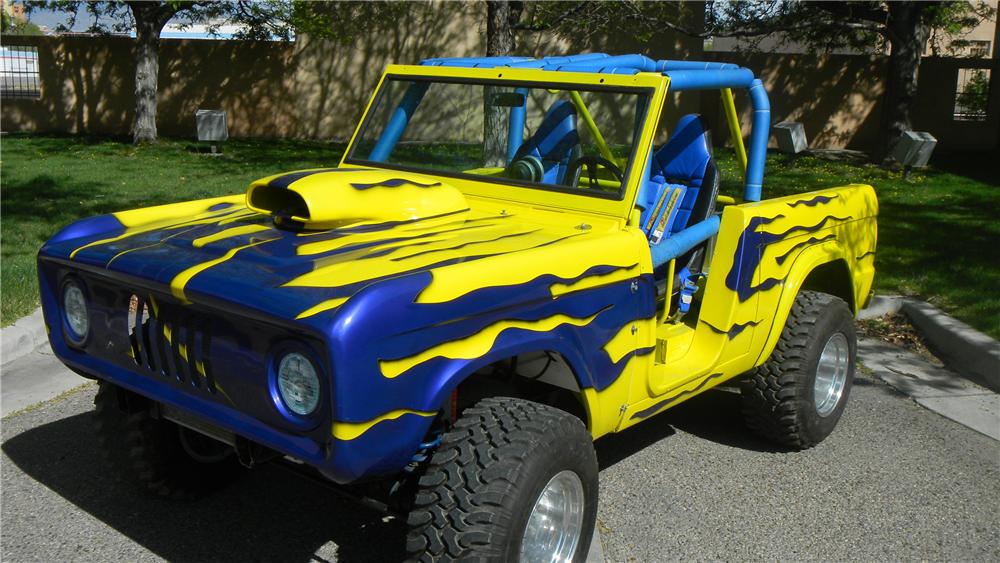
[40,53,876,561]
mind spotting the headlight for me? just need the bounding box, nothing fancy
[62,280,89,343]
[276,352,320,416]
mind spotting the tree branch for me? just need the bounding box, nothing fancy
[813,2,889,26]
[512,1,588,32]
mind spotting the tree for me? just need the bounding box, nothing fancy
[509,0,995,159]
[24,1,298,144]
[703,1,995,158]
[2,10,44,35]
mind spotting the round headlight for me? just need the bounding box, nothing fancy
[63,281,89,342]
[276,352,320,416]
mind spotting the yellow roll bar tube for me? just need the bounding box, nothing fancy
[568,90,617,164]
[721,88,748,177]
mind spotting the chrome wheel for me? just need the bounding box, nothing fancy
[814,332,849,417]
[519,469,585,563]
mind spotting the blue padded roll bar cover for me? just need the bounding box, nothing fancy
[744,78,770,202]
[369,81,429,162]
[514,100,579,184]
[546,54,657,73]
[663,68,755,91]
[656,60,740,71]
[506,87,529,163]
[508,53,610,68]
[421,56,532,67]
[649,215,721,269]
[516,100,577,158]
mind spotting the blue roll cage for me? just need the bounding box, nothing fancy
[420,53,771,204]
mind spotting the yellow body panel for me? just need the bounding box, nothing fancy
[616,184,878,428]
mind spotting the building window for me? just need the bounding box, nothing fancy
[967,40,991,58]
[954,68,990,121]
[0,45,40,99]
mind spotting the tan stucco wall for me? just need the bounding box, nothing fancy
[1,4,997,152]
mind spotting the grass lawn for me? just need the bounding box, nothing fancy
[2,135,998,339]
[1,135,344,326]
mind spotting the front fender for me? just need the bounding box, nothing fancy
[322,263,654,481]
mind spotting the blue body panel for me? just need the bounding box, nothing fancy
[38,208,655,483]
[40,52,771,484]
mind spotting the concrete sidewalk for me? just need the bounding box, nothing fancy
[1,345,89,418]
[858,336,999,440]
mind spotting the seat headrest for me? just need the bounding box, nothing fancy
[651,114,712,184]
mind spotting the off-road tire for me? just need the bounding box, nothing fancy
[740,290,856,449]
[93,381,242,498]
[406,397,598,562]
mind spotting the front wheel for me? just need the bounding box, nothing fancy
[93,381,243,498]
[406,397,598,562]
[740,290,856,449]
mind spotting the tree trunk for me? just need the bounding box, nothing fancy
[483,1,519,167]
[880,2,931,161]
[130,3,175,145]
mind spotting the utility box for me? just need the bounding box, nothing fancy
[891,131,937,168]
[196,109,229,143]
[773,121,808,154]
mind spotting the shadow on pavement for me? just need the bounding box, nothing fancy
[595,388,787,470]
[658,389,788,453]
[2,412,405,563]
[4,386,813,561]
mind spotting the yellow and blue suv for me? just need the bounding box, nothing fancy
[40,53,877,561]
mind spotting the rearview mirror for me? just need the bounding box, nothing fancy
[488,92,526,107]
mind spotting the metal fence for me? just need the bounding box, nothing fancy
[0,45,41,99]
[953,67,990,122]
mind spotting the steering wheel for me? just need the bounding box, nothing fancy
[565,156,624,190]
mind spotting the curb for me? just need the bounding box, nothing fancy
[1,308,47,367]
[859,296,1000,394]
[902,300,1000,393]
[856,295,905,320]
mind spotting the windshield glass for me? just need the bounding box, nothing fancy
[346,77,651,199]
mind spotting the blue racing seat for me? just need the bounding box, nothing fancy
[649,114,719,234]
[511,100,581,185]
[638,113,721,284]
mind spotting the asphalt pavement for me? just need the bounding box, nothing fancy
[3,368,998,561]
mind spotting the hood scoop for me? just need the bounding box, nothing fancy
[246,168,469,230]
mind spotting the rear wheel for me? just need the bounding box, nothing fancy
[740,291,856,449]
[93,381,243,498]
[406,397,598,562]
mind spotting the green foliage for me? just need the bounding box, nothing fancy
[961,69,991,116]
[2,8,43,34]
[515,1,994,55]
[21,0,298,38]
[285,1,416,45]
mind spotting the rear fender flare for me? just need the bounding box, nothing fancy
[752,241,854,367]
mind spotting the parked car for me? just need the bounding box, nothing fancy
[39,53,877,562]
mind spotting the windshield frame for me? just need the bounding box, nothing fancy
[341,65,668,220]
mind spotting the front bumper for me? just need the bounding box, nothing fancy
[38,258,431,483]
